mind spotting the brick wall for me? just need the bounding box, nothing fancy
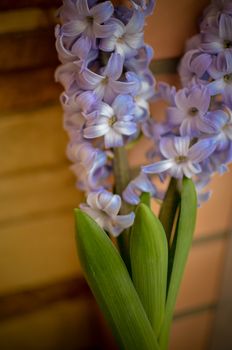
[0,1,232,349]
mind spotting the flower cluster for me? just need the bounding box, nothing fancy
[55,0,155,235]
[123,0,232,207]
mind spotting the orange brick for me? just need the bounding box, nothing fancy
[145,0,210,59]
[170,310,215,350]
[175,239,227,312]
[195,167,232,236]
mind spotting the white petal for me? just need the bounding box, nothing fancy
[142,159,174,174]
[104,129,123,148]
[174,136,190,156]
[84,124,109,138]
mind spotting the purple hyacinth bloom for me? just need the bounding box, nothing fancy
[78,53,138,104]
[142,136,216,179]
[61,90,98,131]
[127,71,155,122]
[207,50,232,97]
[167,86,212,136]
[122,172,157,205]
[201,13,232,54]
[59,0,115,48]
[202,108,232,151]
[55,31,98,67]
[84,94,137,148]
[67,141,108,190]
[124,45,154,73]
[80,190,135,236]
[203,0,232,21]
[194,175,212,207]
[178,49,212,86]
[201,141,232,175]
[100,10,145,58]
[61,90,97,115]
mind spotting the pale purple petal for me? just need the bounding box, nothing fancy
[183,162,201,178]
[76,90,97,113]
[80,205,102,221]
[103,85,117,104]
[99,102,114,118]
[191,53,212,78]
[111,79,138,95]
[103,53,123,80]
[76,0,90,15]
[174,136,191,156]
[113,121,137,135]
[72,36,91,60]
[219,13,232,40]
[126,10,144,34]
[112,94,134,116]
[122,183,139,205]
[188,87,210,114]
[175,89,188,110]
[82,68,104,88]
[125,32,144,49]
[84,124,109,138]
[189,139,216,162]
[207,78,225,95]
[104,129,123,148]
[167,107,185,125]
[103,195,121,216]
[142,159,174,174]
[86,191,101,210]
[180,117,201,137]
[100,35,117,52]
[110,212,135,236]
[62,20,88,36]
[159,137,178,158]
[93,22,117,38]
[90,1,114,23]
[201,33,223,53]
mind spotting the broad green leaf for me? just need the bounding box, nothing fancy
[140,192,151,207]
[159,178,197,350]
[74,209,160,350]
[130,203,168,336]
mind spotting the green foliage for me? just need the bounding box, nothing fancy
[159,178,197,350]
[75,209,160,350]
[130,203,168,336]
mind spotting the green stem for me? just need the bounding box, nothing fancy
[159,178,180,244]
[113,146,132,272]
[158,178,197,350]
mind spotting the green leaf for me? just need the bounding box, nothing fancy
[159,178,197,350]
[75,209,160,350]
[140,192,151,207]
[159,178,180,243]
[130,203,168,336]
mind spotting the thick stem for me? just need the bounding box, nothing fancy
[113,147,131,213]
[113,146,132,272]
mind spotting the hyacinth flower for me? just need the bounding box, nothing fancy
[80,190,135,236]
[55,1,232,349]
[59,0,116,47]
[200,13,232,54]
[167,85,212,136]
[84,94,138,147]
[100,10,145,57]
[207,50,232,97]
[142,136,216,179]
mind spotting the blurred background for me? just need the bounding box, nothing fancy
[0,0,232,349]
